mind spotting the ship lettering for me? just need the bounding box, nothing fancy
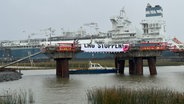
[97,44,122,48]
[84,44,95,48]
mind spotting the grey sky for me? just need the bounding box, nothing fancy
[0,0,184,41]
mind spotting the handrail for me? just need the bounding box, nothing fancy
[0,51,42,69]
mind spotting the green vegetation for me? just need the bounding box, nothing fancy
[87,87,184,104]
[16,61,55,68]
[69,59,184,68]
[0,89,35,104]
[156,60,184,66]
[2,59,183,70]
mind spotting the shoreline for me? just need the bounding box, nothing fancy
[0,69,22,82]
[0,59,184,70]
[0,60,183,82]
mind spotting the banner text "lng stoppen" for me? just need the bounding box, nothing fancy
[81,44,129,52]
[83,44,123,48]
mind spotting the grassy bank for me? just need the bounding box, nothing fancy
[0,89,35,104]
[1,59,184,70]
[87,87,184,104]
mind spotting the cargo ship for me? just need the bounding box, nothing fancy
[0,4,182,62]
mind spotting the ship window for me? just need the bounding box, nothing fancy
[143,29,148,34]
[130,34,135,37]
[143,24,148,29]
[94,64,99,67]
[92,65,95,67]
[156,23,158,27]
[153,24,155,27]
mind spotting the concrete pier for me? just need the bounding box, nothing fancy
[148,57,157,75]
[135,57,143,75]
[116,56,157,75]
[43,45,160,77]
[55,58,70,78]
[129,59,136,75]
[114,56,118,69]
[44,50,74,78]
[118,60,125,74]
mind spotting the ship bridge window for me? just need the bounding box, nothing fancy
[125,30,129,32]
[143,24,148,29]
[144,30,148,34]
[130,34,135,37]
[107,33,112,37]
[149,24,153,28]
[156,23,158,27]
[95,64,100,67]
[153,24,155,27]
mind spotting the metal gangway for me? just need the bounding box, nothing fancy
[0,51,42,69]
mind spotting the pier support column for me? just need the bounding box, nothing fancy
[114,56,118,69]
[135,57,143,75]
[148,57,157,75]
[55,58,70,78]
[118,60,125,74]
[129,59,136,75]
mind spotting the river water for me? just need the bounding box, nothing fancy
[1,66,184,104]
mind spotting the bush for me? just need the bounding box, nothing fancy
[87,87,184,104]
[0,89,35,104]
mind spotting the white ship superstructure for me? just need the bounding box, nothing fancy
[107,8,139,44]
[0,3,180,61]
[0,24,107,48]
[0,4,170,49]
[141,4,166,43]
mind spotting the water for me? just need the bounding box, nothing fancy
[1,66,184,104]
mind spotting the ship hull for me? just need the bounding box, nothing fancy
[69,69,117,74]
[0,47,114,61]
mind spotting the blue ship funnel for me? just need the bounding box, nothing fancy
[146,3,163,17]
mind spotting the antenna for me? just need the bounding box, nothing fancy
[120,7,127,19]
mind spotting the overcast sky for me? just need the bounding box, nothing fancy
[0,0,184,41]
